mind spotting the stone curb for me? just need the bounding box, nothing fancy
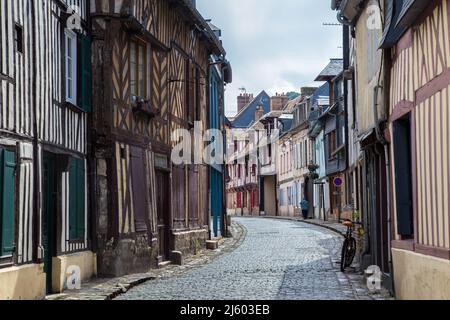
[46,220,246,301]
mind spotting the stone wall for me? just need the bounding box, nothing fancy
[95,153,158,276]
[97,235,158,277]
[172,229,209,257]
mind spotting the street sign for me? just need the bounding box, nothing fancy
[333,177,343,187]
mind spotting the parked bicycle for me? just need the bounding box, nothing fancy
[340,219,357,272]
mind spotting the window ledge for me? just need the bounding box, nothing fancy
[64,101,86,114]
[391,239,415,251]
[67,239,85,244]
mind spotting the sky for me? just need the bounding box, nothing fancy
[196,0,343,117]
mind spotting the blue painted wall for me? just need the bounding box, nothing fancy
[209,66,224,237]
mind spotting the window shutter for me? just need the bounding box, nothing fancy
[76,159,86,239]
[1,149,16,256]
[79,34,92,112]
[393,119,414,236]
[130,146,148,232]
[69,158,85,240]
[69,158,77,240]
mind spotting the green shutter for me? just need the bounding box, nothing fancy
[80,34,92,112]
[1,149,16,256]
[69,158,85,240]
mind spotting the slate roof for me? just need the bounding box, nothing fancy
[177,0,225,55]
[232,91,271,128]
[380,0,429,48]
[283,95,305,112]
[314,59,344,81]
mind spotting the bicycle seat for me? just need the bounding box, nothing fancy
[342,220,353,228]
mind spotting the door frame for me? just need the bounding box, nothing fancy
[156,168,171,261]
[42,152,58,294]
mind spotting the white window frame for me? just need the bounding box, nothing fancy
[65,29,77,105]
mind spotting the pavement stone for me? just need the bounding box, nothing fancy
[46,221,245,300]
[117,217,393,300]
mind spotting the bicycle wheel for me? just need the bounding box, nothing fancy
[340,238,349,272]
[344,237,356,268]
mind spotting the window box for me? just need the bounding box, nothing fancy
[131,99,159,119]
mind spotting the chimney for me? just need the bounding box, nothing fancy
[270,93,289,111]
[237,93,254,112]
[255,105,264,121]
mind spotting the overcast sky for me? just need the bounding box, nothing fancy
[197,0,343,116]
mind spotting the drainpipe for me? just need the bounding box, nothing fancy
[31,0,41,262]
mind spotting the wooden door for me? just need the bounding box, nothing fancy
[43,153,57,294]
[156,170,170,261]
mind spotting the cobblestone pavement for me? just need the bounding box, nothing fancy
[46,222,245,300]
[117,217,393,300]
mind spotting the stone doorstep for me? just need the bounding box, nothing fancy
[206,240,219,250]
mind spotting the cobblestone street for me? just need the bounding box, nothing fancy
[117,218,392,300]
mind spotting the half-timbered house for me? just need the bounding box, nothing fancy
[90,0,227,276]
[382,0,450,299]
[0,0,94,299]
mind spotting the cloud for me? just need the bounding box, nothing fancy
[197,0,343,116]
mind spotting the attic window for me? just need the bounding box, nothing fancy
[14,24,23,53]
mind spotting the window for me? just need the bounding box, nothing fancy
[304,140,308,166]
[243,192,247,209]
[393,116,414,237]
[185,61,201,123]
[0,149,16,257]
[63,31,91,110]
[14,24,23,53]
[65,30,77,104]
[69,157,85,241]
[327,131,337,160]
[130,39,151,102]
